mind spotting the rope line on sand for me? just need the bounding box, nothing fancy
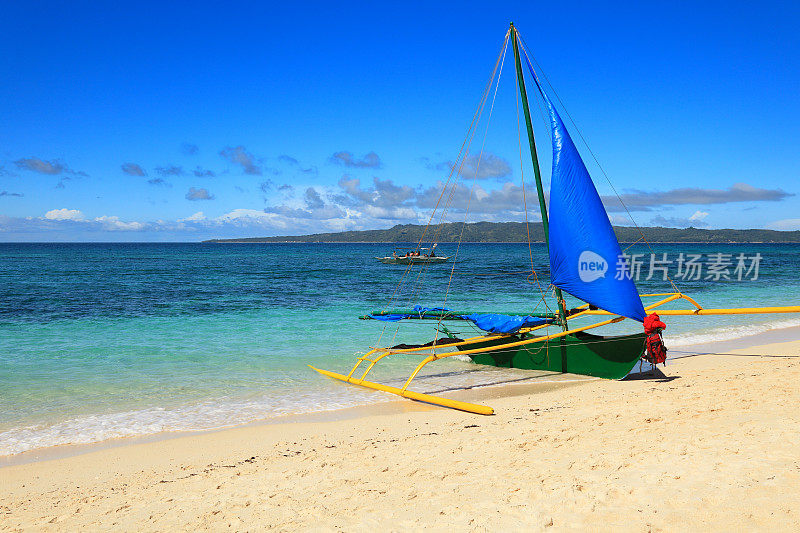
[669,350,800,359]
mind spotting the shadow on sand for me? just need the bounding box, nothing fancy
[623,366,680,383]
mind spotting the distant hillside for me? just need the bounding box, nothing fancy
[203,222,800,244]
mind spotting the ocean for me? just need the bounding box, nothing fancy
[2,242,799,456]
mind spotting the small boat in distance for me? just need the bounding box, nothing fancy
[376,246,449,265]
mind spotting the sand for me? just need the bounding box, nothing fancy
[2,340,800,532]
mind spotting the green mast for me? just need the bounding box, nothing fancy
[510,22,568,329]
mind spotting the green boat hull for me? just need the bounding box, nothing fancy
[467,331,647,380]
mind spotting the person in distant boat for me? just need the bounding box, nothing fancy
[429,249,436,257]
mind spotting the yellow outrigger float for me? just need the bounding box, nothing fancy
[311,23,800,415]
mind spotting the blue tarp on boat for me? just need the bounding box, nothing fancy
[368,305,452,322]
[461,313,550,334]
[369,306,551,334]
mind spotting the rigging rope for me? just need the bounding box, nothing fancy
[435,33,510,336]
[434,37,511,342]
[515,51,535,277]
[517,33,683,296]
[513,37,553,318]
[407,31,513,307]
[372,30,511,349]
[413,31,512,252]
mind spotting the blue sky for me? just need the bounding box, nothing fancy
[1,1,799,241]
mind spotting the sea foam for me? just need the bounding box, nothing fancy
[666,317,800,347]
[0,364,589,456]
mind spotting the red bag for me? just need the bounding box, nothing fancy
[643,313,667,365]
[644,332,668,364]
[643,313,667,335]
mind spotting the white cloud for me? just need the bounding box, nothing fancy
[608,214,635,225]
[766,218,800,231]
[362,205,418,220]
[474,187,489,201]
[44,208,85,221]
[424,153,512,180]
[3,207,367,239]
[649,214,709,228]
[216,209,273,221]
[602,183,792,212]
[42,210,145,230]
[689,210,709,221]
[458,154,512,180]
[179,211,206,222]
[214,209,287,228]
[93,216,146,231]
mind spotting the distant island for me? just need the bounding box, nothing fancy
[203,222,800,244]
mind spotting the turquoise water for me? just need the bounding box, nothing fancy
[1,242,799,455]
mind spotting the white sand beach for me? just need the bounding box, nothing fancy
[2,338,800,531]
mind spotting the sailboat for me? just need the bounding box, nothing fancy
[311,23,800,415]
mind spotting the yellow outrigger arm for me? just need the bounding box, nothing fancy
[311,293,800,415]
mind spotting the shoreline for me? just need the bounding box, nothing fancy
[201,240,800,244]
[2,334,799,529]
[0,371,598,469]
[6,240,800,245]
[4,323,800,469]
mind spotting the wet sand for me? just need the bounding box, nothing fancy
[2,338,800,531]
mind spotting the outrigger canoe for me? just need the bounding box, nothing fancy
[312,23,800,415]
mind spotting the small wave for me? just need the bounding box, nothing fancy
[0,389,386,457]
[6,316,800,457]
[666,317,800,347]
[0,363,570,457]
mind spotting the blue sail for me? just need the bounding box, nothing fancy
[524,60,645,321]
